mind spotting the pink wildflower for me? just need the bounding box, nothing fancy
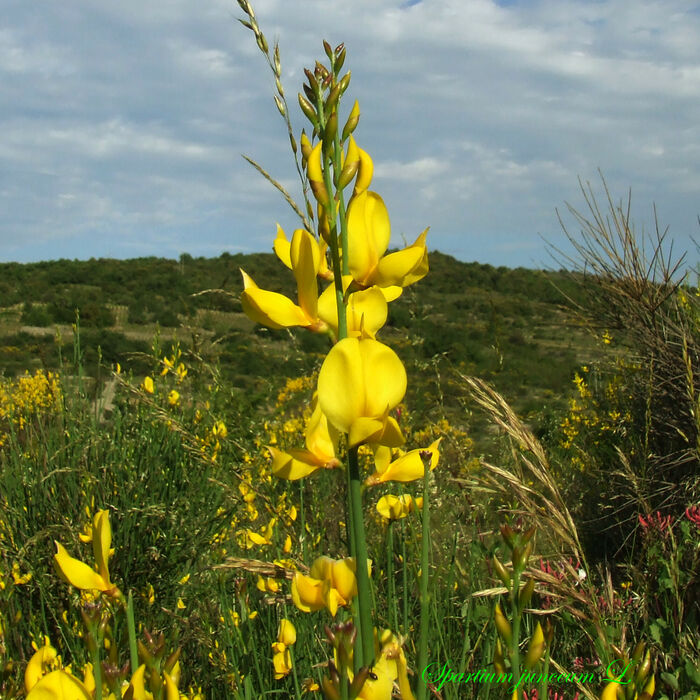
[685,505,700,529]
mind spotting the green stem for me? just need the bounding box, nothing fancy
[416,460,431,700]
[90,620,103,700]
[387,521,398,634]
[126,592,139,676]
[348,446,374,668]
[402,528,408,636]
[511,570,522,700]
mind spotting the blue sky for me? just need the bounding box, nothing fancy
[2,0,699,270]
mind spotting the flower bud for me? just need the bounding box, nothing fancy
[298,94,318,127]
[494,602,512,646]
[634,650,651,685]
[338,158,359,190]
[631,641,645,664]
[304,68,319,94]
[519,578,535,609]
[638,674,655,700]
[303,82,316,103]
[323,40,333,61]
[317,203,331,244]
[338,72,351,94]
[335,46,346,72]
[494,638,506,676]
[325,83,341,113]
[341,99,360,141]
[500,524,515,549]
[323,111,337,152]
[307,142,329,207]
[524,622,545,670]
[300,131,312,166]
[493,556,512,588]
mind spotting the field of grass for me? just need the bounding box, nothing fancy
[0,248,697,700]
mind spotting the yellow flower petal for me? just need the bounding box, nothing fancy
[347,192,391,287]
[240,269,309,329]
[365,438,442,486]
[53,543,110,593]
[374,229,429,288]
[273,224,292,269]
[91,510,112,586]
[277,619,296,646]
[163,672,179,700]
[291,573,325,613]
[26,670,92,700]
[318,337,407,445]
[318,278,388,339]
[290,228,320,323]
[354,147,374,195]
[268,447,324,480]
[25,645,58,693]
[357,655,395,700]
[126,665,148,700]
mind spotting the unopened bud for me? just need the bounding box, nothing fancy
[524,622,545,670]
[634,650,651,685]
[300,131,312,166]
[298,94,318,127]
[494,602,512,646]
[326,83,341,112]
[323,111,337,151]
[338,72,351,94]
[493,556,512,588]
[323,40,333,60]
[303,82,316,103]
[500,524,515,549]
[341,98,359,141]
[335,46,346,72]
[494,639,506,676]
[338,158,359,189]
[519,578,535,609]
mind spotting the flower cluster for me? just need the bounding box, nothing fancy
[235,37,439,698]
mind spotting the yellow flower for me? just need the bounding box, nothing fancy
[26,670,92,700]
[317,276,388,339]
[141,376,154,394]
[271,644,293,680]
[277,618,297,646]
[240,229,328,332]
[25,642,60,693]
[269,394,340,479]
[365,439,441,486]
[346,189,429,289]
[53,510,120,598]
[168,390,180,406]
[291,556,363,616]
[376,494,422,521]
[318,337,406,448]
[11,561,32,585]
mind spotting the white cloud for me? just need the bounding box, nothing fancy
[1,0,699,268]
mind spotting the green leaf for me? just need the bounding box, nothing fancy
[660,671,679,691]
